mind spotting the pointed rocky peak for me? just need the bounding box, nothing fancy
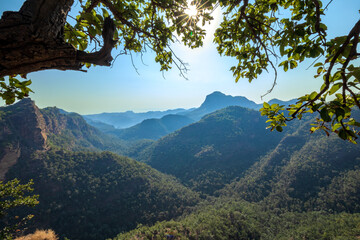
[201,92,298,111]
[200,91,259,110]
[183,92,262,121]
[201,91,227,105]
[207,91,226,97]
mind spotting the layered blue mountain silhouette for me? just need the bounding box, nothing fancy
[84,91,296,140]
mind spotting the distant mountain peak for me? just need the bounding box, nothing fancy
[183,92,261,121]
[209,91,226,96]
[202,92,253,105]
[205,91,230,100]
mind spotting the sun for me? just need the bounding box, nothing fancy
[185,1,198,18]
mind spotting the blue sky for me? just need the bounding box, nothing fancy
[1,0,359,114]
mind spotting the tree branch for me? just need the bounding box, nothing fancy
[290,19,360,119]
[0,0,118,77]
[77,17,117,66]
[85,0,101,13]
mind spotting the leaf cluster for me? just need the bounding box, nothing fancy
[210,0,360,142]
[0,77,32,105]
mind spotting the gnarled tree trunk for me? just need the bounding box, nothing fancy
[0,0,116,78]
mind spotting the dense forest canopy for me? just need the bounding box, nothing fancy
[0,0,359,141]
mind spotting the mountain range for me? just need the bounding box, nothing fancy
[108,114,195,140]
[86,91,297,140]
[84,108,190,129]
[1,93,360,240]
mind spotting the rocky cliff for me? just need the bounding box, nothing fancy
[0,98,47,150]
[0,98,127,169]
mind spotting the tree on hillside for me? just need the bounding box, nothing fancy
[0,179,39,240]
[0,0,359,142]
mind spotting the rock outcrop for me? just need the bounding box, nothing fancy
[0,98,47,150]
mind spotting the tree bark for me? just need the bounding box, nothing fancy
[0,0,116,78]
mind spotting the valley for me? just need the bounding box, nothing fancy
[1,92,360,240]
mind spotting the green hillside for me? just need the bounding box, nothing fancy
[219,130,360,212]
[115,128,360,239]
[115,105,360,240]
[5,150,200,240]
[145,106,285,195]
[0,99,200,240]
[115,199,360,240]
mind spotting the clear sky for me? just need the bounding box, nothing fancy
[1,0,359,114]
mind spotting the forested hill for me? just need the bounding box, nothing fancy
[144,106,286,195]
[114,124,360,240]
[219,125,360,212]
[140,104,360,206]
[114,108,360,240]
[0,99,200,240]
[5,150,200,240]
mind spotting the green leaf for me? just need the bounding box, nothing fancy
[290,60,298,69]
[335,108,345,120]
[317,67,323,74]
[263,102,270,108]
[310,127,318,133]
[332,123,342,131]
[329,83,342,95]
[320,108,331,122]
[338,129,347,140]
[283,61,289,72]
[88,27,97,37]
[309,91,317,100]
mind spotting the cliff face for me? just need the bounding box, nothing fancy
[0,98,94,151]
[0,98,47,150]
[0,98,49,180]
[0,98,127,156]
[40,107,67,135]
[0,147,20,180]
[40,107,95,136]
[0,98,100,180]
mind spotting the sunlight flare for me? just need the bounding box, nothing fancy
[185,3,198,18]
